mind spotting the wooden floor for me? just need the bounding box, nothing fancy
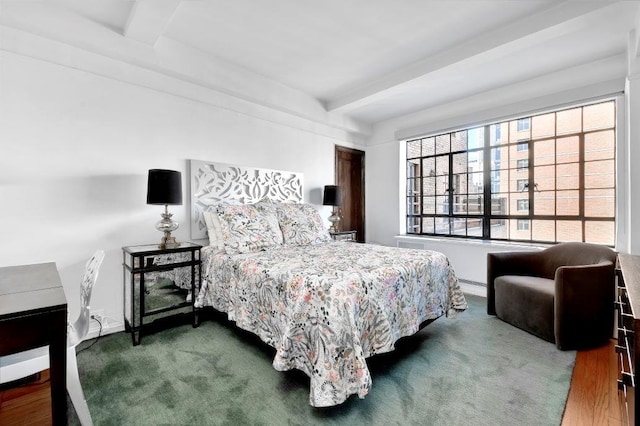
[0,340,627,425]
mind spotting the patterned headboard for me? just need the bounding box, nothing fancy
[189,160,304,240]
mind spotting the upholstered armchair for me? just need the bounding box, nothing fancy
[487,242,617,350]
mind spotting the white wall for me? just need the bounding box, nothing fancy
[0,32,363,333]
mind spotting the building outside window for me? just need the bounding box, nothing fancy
[517,118,530,132]
[517,179,528,192]
[405,99,616,245]
[517,199,529,211]
[517,159,528,171]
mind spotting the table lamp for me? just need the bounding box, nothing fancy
[147,169,182,249]
[322,185,342,233]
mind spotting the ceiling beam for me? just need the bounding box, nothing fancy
[326,1,616,113]
[123,0,181,47]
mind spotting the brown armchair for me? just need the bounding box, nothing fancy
[487,242,617,350]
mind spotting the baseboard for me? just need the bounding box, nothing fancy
[460,280,486,297]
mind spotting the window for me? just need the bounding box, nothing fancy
[517,159,528,171]
[517,118,530,132]
[406,100,616,245]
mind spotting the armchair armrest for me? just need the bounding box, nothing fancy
[554,261,615,349]
[487,250,544,315]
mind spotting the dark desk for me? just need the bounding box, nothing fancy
[0,262,68,425]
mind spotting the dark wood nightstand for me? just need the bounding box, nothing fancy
[330,230,357,242]
[122,242,201,345]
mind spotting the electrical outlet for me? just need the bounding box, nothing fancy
[91,309,105,320]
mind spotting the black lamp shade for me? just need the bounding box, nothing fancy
[147,169,182,205]
[322,185,342,206]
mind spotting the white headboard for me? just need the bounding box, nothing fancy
[189,160,304,240]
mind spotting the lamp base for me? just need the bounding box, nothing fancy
[156,205,180,250]
[328,211,340,233]
[159,233,180,250]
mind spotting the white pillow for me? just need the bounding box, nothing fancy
[203,210,224,249]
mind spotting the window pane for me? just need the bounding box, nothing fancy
[435,134,450,154]
[422,137,435,156]
[510,175,527,193]
[532,113,555,139]
[510,145,528,167]
[583,102,615,131]
[513,198,529,215]
[422,196,435,214]
[492,193,509,215]
[490,123,508,146]
[435,156,449,176]
[557,136,579,163]
[491,147,505,170]
[407,217,420,233]
[407,196,420,215]
[557,220,582,242]
[534,165,555,191]
[585,159,614,189]
[557,190,579,216]
[452,218,466,236]
[435,176,448,196]
[407,178,419,195]
[511,119,531,141]
[422,177,436,196]
[585,189,615,217]
[435,196,448,214]
[534,139,554,165]
[407,158,421,177]
[451,131,467,152]
[510,219,530,240]
[468,127,485,150]
[557,107,582,135]
[556,163,579,190]
[468,218,483,237]
[434,217,450,234]
[467,194,483,213]
[585,130,615,161]
[534,191,554,215]
[422,157,435,177]
[491,219,508,238]
[407,140,421,158]
[453,195,465,213]
[452,152,468,175]
[421,217,434,234]
[585,221,614,245]
[468,172,483,195]
[532,220,555,242]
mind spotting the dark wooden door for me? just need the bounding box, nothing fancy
[335,146,365,242]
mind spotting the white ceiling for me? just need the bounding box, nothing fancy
[1,0,638,126]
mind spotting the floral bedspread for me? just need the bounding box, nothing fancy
[195,242,467,407]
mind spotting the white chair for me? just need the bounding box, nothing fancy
[0,250,105,426]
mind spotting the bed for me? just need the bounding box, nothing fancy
[189,160,468,407]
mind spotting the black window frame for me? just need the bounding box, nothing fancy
[405,100,616,245]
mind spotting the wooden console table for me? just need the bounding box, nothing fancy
[0,262,68,425]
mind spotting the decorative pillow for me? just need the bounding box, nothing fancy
[202,210,224,250]
[275,203,331,246]
[216,204,284,254]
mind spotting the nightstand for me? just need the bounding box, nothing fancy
[122,242,201,346]
[330,230,357,242]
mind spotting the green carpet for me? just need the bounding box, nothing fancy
[72,295,575,425]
